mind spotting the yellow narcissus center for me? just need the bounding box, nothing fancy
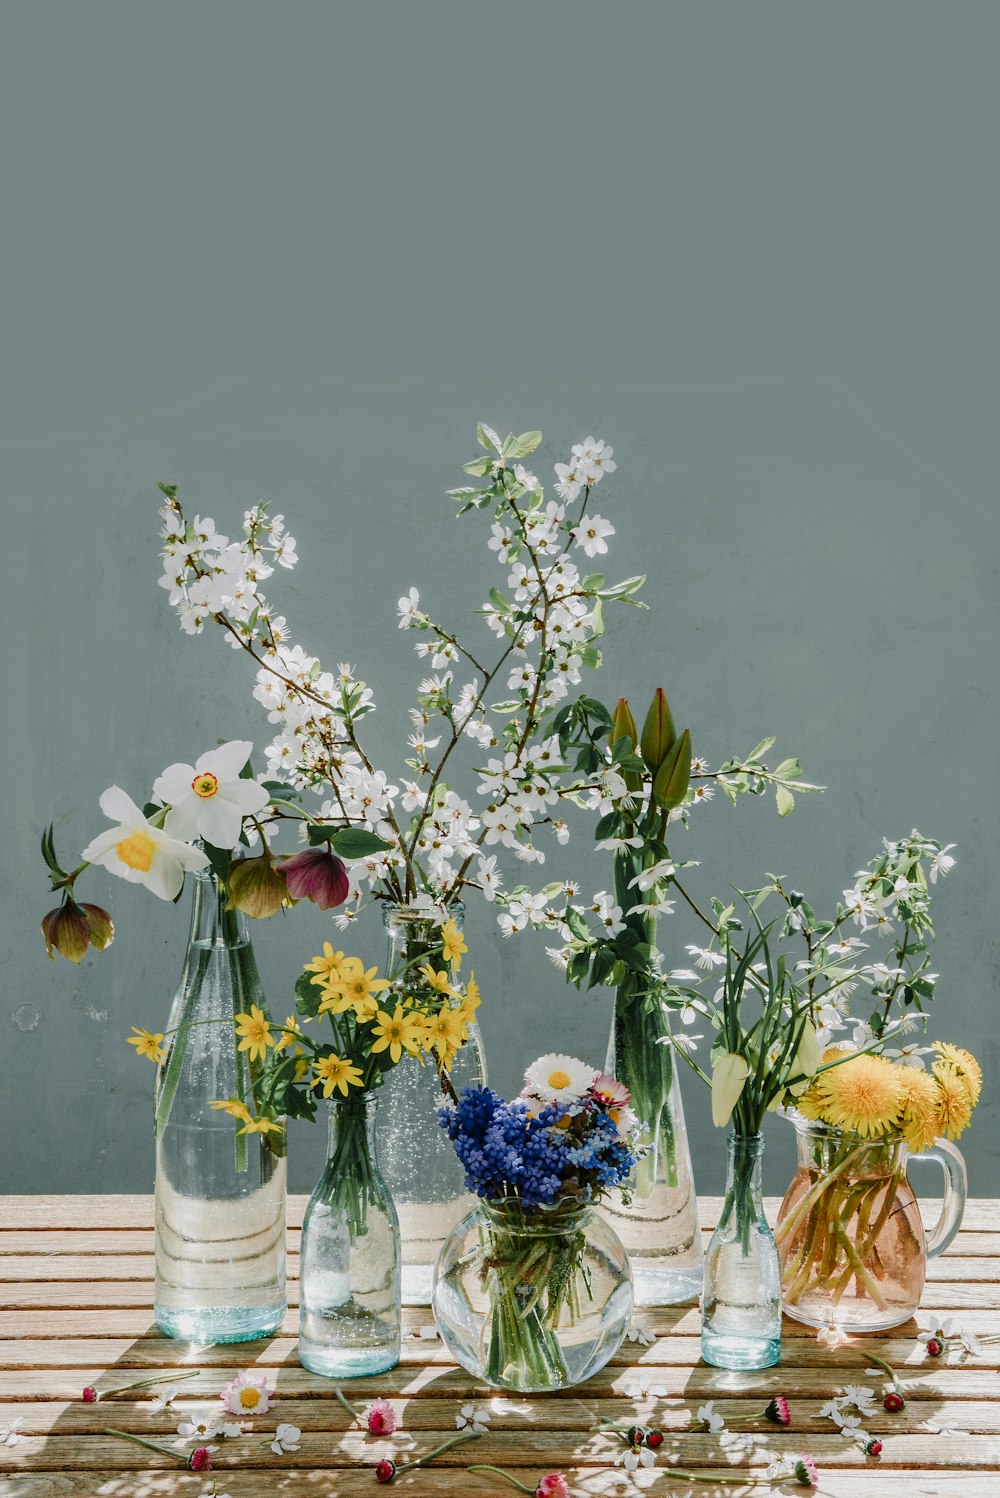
[192,771,219,798]
[116,831,156,872]
[548,1069,571,1090]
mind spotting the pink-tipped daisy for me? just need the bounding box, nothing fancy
[365,1399,397,1436]
[765,1394,791,1425]
[590,1074,630,1108]
[537,1475,571,1498]
[220,1370,273,1416]
[794,1455,819,1487]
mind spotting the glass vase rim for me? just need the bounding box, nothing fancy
[780,1108,908,1149]
[476,1196,595,1232]
[325,1088,381,1109]
[382,898,465,925]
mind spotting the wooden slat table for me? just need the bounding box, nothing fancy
[1,1196,997,1496]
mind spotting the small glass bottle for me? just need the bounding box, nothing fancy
[154,869,287,1343]
[701,1132,781,1370]
[375,903,487,1304]
[298,1092,401,1378]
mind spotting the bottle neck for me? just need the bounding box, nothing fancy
[326,1092,378,1157]
[725,1132,765,1194]
[382,901,464,974]
[187,870,248,949]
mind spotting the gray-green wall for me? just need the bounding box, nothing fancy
[2,2,997,1202]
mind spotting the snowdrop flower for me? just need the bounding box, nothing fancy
[455,1403,491,1434]
[153,740,270,849]
[697,1401,725,1433]
[82,788,208,900]
[571,514,615,557]
[270,1423,301,1455]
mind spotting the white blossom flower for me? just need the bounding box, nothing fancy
[629,859,677,892]
[572,437,616,479]
[616,1444,656,1469]
[929,844,957,883]
[571,514,615,557]
[553,461,584,502]
[270,1422,302,1454]
[82,788,209,900]
[397,587,422,628]
[153,740,270,849]
[178,1416,225,1442]
[455,1403,491,1434]
[476,855,502,902]
[696,1400,726,1433]
[686,944,726,970]
[625,1320,653,1347]
[817,1323,851,1348]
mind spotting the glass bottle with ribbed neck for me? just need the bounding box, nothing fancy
[153,869,286,1342]
[701,1132,781,1370]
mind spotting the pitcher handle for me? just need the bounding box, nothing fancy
[910,1136,967,1259]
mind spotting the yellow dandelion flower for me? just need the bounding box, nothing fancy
[440,918,468,970]
[370,1004,426,1064]
[933,1042,982,1105]
[419,963,459,998]
[235,1004,274,1063]
[932,1062,975,1139]
[898,1066,940,1153]
[311,1052,365,1098]
[208,1096,253,1124]
[274,1014,302,1052]
[305,942,347,987]
[820,1053,905,1138]
[127,1027,167,1064]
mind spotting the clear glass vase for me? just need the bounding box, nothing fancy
[601,990,703,1305]
[433,1199,633,1392]
[298,1091,401,1378]
[776,1115,967,1333]
[375,903,487,1304]
[701,1132,781,1370]
[154,870,286,1343]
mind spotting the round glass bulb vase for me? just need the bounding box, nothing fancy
[375,903,487,1304]
[701,1133,782,1371]
[433,1199,634,1392]
[775,1115,967,1333]
[154,869,286,1343]
[601,992,703,1306]
[298,1092,401,1378]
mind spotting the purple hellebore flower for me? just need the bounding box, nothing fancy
[280,847,350,910]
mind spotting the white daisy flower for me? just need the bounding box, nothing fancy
[522,1053,599,1106]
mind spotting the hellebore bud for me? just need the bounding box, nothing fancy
[41,900,115,963]
[280,847,349,911]
[651,727,692,810]
[226,856,291,919]
[640,688,676,772]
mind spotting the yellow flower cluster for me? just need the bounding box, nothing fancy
[797,1041,982,1150]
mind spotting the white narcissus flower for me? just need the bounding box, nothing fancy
[153,740,270,850]
[82,788,209,901]
[711,1053,750,1128]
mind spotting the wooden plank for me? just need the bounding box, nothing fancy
[3,1195,997,1232]
[3,1428,1000,1472]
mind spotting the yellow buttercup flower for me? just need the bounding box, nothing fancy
[898,1066,940,1153]
[419,963,459,998]
[321,958,390,1020]
[933,1042,982,1106]
[208,1096,253,1124]
[305,942,348,987]
[932,1062,975,1140]
[440,918,468,970]
[293,1057,311,1082]
[238,1114,285,1137]
[127,1027,167,1064]
[820,1053,905,1138]
[274,1014,302,1052]
[311,1052,365,1098]
[370,1004,425,1064]
[235,1005,274,1063]
[424,1006,468,1069]
[458,972,481,1024]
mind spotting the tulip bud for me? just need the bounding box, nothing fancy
[279,847,349,911]
[611,698,643,794]
[651,727,692,810]
[711,1052,750,1127]
[787,1020,821,1097]
[226,856,291,919]
[640,688,676,772]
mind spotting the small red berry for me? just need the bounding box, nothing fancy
[188,1447,213,1472]
[865,1438,883,1456]
[883,1390,905,1413]
[82,1386,98,1404]
[926,1337,944,1357]
[645,1428,664,1448]
[375,1459,396,1484]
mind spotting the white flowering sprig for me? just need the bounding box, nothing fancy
[156,426,642,925]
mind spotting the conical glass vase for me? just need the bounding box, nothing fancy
[153,870,286,1343]
[298,1092,401,1378]
[600,990,703,1305]
[374,903,487,1304]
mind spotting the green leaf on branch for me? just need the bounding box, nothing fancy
[295,971,322,1017]
[564,907,591,942]
[329,827,394,859]
[776,784,795,817]
[506,430,543,458]
[476,422,503,456]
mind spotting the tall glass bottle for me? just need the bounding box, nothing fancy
[298,1093,400,1378]
[701,1132,781,1371]
[602,992,703,1305]
[375,903,487,1304]
[153,869,286,1342]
